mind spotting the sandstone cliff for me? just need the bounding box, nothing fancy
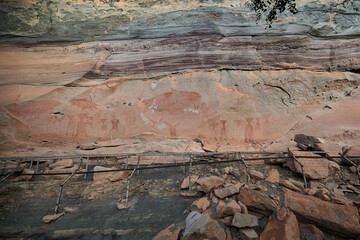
[0,0,359,153]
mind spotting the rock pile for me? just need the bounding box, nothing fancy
[152,134,360,240]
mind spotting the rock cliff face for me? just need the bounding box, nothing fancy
[0,0,359,152]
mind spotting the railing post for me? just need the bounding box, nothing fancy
[188,153,192,193]
[137,156,140,175]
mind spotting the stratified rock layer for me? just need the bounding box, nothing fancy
[0,0,359,152]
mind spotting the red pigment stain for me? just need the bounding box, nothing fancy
[13,100,61,118]
[143,91,203,114]
[69,98,98,111]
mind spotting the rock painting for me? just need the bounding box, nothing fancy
[244,118,254,143]
[69,98,98,111]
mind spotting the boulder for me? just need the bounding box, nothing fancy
[238,228,258,240]
[190,197,210,212]
[182,211,226,240]
[196,176,224,193]
[282,187,360,237]
[231,213,258,228]
[300,224,324,240]
[214,184,243,199]
[284,152,329,179]
[42,213,64,223]
[265,169,280,183]
[237,187,276,215]
[152,224,182,240]
[260,208,300,240]
[181,175,199,189]
[294,134,322,151]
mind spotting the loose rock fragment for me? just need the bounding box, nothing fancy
[152,224,182,240]
[189,197,210,212]
[300,224,324,240]
[265,169,280,183]
[238,228,258,240]
[260,208,300,240]
[283,187,360,237]
[42,212,64,223]
[181,175,199,189]
[182,211,226,240]
[214,183,243,199]
[196,176,224,193]
[231,213,258,228]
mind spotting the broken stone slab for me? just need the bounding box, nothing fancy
[189,197,210,212]
[214,183,243,199]
[294,134,322,151]
[181,175,199,189]
[284,151,329,179]
[282,187,360,237]
[249,170,264,180]
[182,211,226,240]
[231,213,258,228]
[52,228,95,238]
[64,207,79,214]
[115,229,135,236]
[329,192,353,205]
[238,228,258,240]
[288,178,306,192]
[265,169,280,183]
[280,179,302,192]
[42,212,64,223]
[253,184,267,191]
[216,201,226,216]
[181,191,203,198]
[237,187,276,216]
[117,202,132,210]
[152,224,182,240]
[260,207,300,240]
[347,184,360,195]
[196,176,224,193]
